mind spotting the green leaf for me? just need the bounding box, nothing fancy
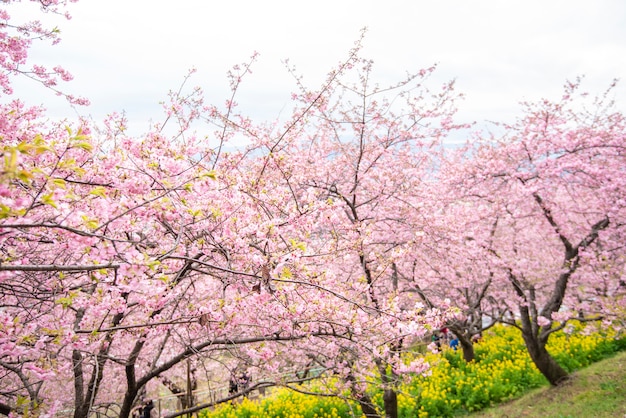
[280,266,293,279]
[188,208,203,218]
[17,170,32,182]
[202,170,217,180]
[81,216,99,230]
[147,259,161,271]
[75,141,93,152]
[55,296,74,309]
[289,238,306,251]
[16,141,33,154]
[4,148,17,173]
[41,193,58,209]
[89,186,107,198]
[52,178,67,189]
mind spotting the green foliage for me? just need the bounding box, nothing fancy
[199,325,626,418]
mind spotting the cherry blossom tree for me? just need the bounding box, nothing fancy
[0,5,451,415]
[439,80,626,385]
[394,207,504,363]
[0,3,353,415]
[230,46,464,417]
[0,67,353,417]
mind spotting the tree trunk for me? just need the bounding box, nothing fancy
[72,350,87,418]
[118,391,137,418]
[457,334,475,362]
[374,349,400,418]
[347,369,380,418]
[383,388,398,418]
[355,393,380,418]
[510,269,571,387]
[72,346,110,418]
[518,306,570,386]
[118,341,146,418]
[522,330,569,386]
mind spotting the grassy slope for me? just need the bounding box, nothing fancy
[470,350,626,418]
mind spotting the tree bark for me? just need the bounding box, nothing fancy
[355,393,380,418]
[457,334,475,363]
[448,324,476,362]
[383,388,398,418]
[521,329,569,386]
[510,274,571,387]
[347,368,380,418]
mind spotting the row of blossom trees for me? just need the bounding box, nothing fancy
[1,2,625,418]
[438,81,626,384]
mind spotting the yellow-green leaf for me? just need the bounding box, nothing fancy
[4,148,17,173]
[147,259,161,271]
[17,170,32,182]
[35,144,52,155]
[89,186,107,198]
[81,215,99,229]
[289,238,306,252]
[202,170,217,180]
[41,193,58,209]
[0,204,11,219]
[16,141,33,154]
[52,178,67,189]
[75,141,93,152]
[188,208,203,218]
[280,266,293,279]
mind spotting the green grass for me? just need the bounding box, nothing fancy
[470,350,626,418]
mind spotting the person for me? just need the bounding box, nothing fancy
[449,335,459,351]
[141,400,155,418]
[229,373,239,395]
[239,371,250,397]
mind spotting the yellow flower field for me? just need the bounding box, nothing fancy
[201,324,625,418]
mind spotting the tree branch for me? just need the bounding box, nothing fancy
[0,264,119,272]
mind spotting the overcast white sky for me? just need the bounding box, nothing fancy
[7,0,626,138]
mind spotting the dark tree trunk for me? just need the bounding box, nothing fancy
[72,350,87,418]
[118,339,146,418]
[72,339,112,418]
[522,330,569,386]
[119,390,138,418]
[355,393,380,418]
[375,344,401,418]
[383,388,398,418]
[347,369,380,418]
[457,334,475,363]
[516,296,570,386]
[448,325,476,363]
